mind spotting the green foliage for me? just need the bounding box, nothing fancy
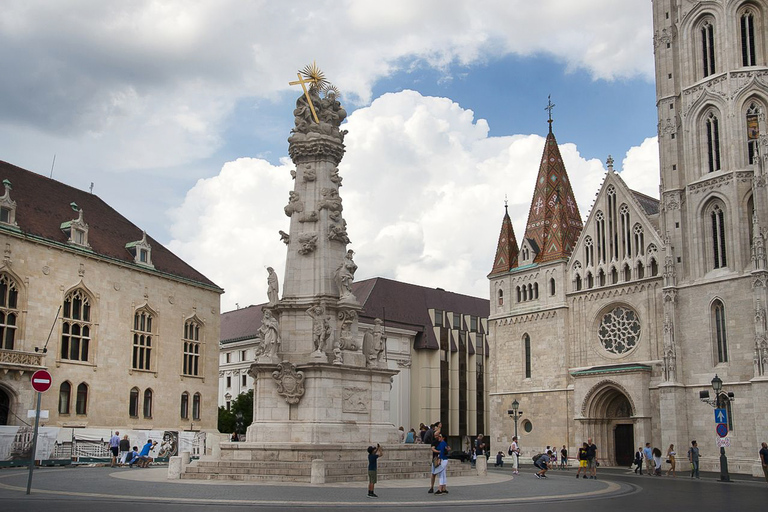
[217,389,253,434]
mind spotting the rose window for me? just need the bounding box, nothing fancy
[597,306,640,354]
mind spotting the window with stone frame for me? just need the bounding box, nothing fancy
[0,179,17,227]
[58,381,71,414]
[523,334,531,379]
[620,204,632,258]
[180,392,189,419]
[712,299,728,363]
[746,102,761,166]
[633,224,645,257]
[705,111,722,173]
[132,308,154,371]
[143,388,153,418]
[129,387,139,418]
[595,211,606,264]
[707,202,728,269]
[192,392,201,420]
[0,273,19,350]
[61,289,92,362]
[183,319,201,376]
[740,8,757,67]
[76,383,88,415]
[584,237,594,267]
[700,19,716,77]
[597,305,641,355]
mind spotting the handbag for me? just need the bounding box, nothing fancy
[433,456,441,468]
[665,459,671,464]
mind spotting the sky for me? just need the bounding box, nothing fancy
[0,1,662,312]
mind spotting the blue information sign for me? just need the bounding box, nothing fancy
[714,408,728,424]
[716,423,728,438]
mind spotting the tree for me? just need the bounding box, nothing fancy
[217,389,253,434]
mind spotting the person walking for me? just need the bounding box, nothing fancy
[633,446,644,474]
[666,444,676,477]
[652,447,663,476]
[108,431,120,468]
[586,438,598,479]
[576,442,588,479]
[432,433,450,495]
[560,445,568,469]
[427,425,442,493]
[759,442,768,484]
[367,444,383,498]
[642,443,654,475]
[118,434,131,465]
[509,436,520,474]
[688,440,700,479]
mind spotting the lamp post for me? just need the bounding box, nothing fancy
[699,374,734,482]
[507,399,523,439]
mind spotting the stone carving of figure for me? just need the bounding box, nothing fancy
[279,230,290,245]
[328,220,350,244]
[363,318,386,367]
[302,166,316,182]
[318,188,343,218]
[290,87,348,142]
[267,267,279,306]
[306,303,332,353]
[330,168,343,186]
[284,191,304,217]
[298,232,318,255]
[256,309,281,361]
[334,250,357,301]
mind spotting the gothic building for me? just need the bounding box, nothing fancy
[488,0,768,475]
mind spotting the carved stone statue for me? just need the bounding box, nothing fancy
[363,318,386,367]
[328,220,350,244]
[256,309,281,363]
[267,267,279,306]
[297,232,318,255]
[284,191,304,217]
[306,303,332,354]
[334,250,358,302]
[279,230,290,245]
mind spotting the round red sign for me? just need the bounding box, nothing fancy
[31,369,52,393]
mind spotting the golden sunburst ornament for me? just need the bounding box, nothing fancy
[300,61,329,91]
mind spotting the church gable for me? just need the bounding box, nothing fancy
[569,159,663,289]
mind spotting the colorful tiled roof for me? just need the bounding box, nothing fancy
[489,204,519,276]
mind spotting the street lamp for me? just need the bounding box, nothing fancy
[507,399,523,439]
[699,374,734,482]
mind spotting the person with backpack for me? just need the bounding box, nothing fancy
[576,442,588,478]
[508,436,520,474]
[534,450,552,479]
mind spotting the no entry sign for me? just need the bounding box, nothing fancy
[31,370,52,393]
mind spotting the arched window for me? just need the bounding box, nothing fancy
[180,392,189,419]
[706,112,722,173]
[587,272,594,289]
[650,258,659,277]
[522,285,528,301]
[598,269,606,287]
[523,334,531,379]
[183,319,202,376]
[76,383,88,415]
[595,211,606,263]
[611,267,619,284]
[58,382,71,414]
[746,102,760,165]
[533,283,538,299]
[497,289,504,306]
[129,387,139,417]
[607,186,618,261]
[620,204,632,259]
[634,224,645,256]
[132,309,154,371]
[61,289,92,362]
[192,393,201,420]
[549,278,556,296]
[741,10,757,66]
[584,236,594,267]
[701,20,716,77]
[575,274,582,291]
[623,264,631,282]
[0,273,19,350]
[710,204,727,269]
[143,389,153,418]
[637,262,645,279]
[712,299,728,363]
[516,286,521,302]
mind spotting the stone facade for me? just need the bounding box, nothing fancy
[489,0,768,476]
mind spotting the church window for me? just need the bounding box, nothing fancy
[598,269,606,287]
[75,383,88,415]
[193,393,201,420]
[650,259,659,277]
[61,289,92,362]
[129,387,139,417]
[0,273,19,350]
[523,335,531,379]
[746,103,760,165]
[741,10,756,67]
[532,283,538,299]
[623,264,631,282]
[180,392,189,419]
[710,204,727,269]
[706,112,722,173]
[549,278,556,296]
[143,388,153,418]
[607,187,618,261]
[587,272,594,289]
[522,285,528,301]
[584,236,594,267]
[633,224,645,256]
[183,319,201,377]
[701,20,716,77]
[712,299,728,363]
[725,400,734,431]
[516,286,521,302]
[611,267,618,284]
[637,262,645,279]
[498,289,503,306]
[523,420,533,433]
[620,204,632,258]
[132,309,154,371]
[575,274,582,291]
[595,211,606,264]
[522,246,529,261]
[58,382,71,414]
[597,305,641,355]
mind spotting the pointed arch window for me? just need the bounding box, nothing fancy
[183,318,202,376]
[701,20,716,77]
[587,272,594,289]
[523,334,531,379]
[533,283,538,299]
[61,289,92,362]
[650,258,659,277]
[712,299,728,363]
[633,224,645,257]
[75,383,88,415]
[0,273,19,350]
[129,387,139,417]
[741,11,756,67]
[132,309,154,371]
[595,211,606,264]
[607,186,618,261]
[746,103,760,166]
[611,267,619,284]
[584,236,594,267]
[706,112,721,173]
[620,204,632,258]
[623,264,632,282]
[180,392,189,419]
[710,204,727,269]
[575,274,582,291]
[58,382,71,414]
[516,286,521,302]
[598,269,606,287]
[143,388,153,418]
[637,262,645,279]
[549,278,556,296]
[497,289,504,306]
[192,392,201,420]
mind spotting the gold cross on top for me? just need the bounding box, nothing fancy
[289,62,328,124]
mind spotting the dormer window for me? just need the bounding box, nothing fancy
[0,179,18,227]
[60,203,90,248]
[125,231,154,268]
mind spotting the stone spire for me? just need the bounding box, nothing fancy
[489,199,519,276]
[521,121,583,264]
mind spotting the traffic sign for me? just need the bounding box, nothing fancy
[716,423,728,438]
[714,408,728,424]
[716,437,731,448]
[31,370,52,393]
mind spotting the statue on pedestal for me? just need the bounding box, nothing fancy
[255,309,281,363]
[307,303,332,358]
[267,267,279,306]
[363,318,386,368]
[334,250,358,303]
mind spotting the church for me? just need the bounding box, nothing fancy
[488,0,768,476]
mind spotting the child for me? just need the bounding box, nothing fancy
[576,442,588,478]
[367,444,383,498]
[495,451,504,467]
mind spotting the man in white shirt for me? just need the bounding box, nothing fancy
[509,436,520,475]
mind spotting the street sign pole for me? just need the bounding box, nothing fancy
[25,391,42,495]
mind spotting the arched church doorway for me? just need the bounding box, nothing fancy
[582,382,635,466]
[0,387,10,425]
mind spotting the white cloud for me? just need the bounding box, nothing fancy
[168,91,658,310]
[618,137,661,198]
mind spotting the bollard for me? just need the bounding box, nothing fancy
[310,459,326,484]
[167,456,182,479]
[476,455,488,476]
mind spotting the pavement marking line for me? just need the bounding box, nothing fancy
[0,478,625,507]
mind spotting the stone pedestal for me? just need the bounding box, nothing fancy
[476,455,488,476]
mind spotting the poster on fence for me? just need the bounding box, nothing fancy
[0,426,60,461]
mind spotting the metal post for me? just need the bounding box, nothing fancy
[513,416,518,439]
[26,391,42,495]
[716,393,731,482]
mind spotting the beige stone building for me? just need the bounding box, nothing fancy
[0,161,222,443]
[219,277,489,447]
[488,0,768,475]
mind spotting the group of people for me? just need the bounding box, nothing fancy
[633,440,700,478]
[107,431,157,468]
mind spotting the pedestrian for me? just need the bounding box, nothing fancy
[666,444,676,477]
[687,440,700,479]
[509,436,520,474]
[108,431,120,468]
[643,443,653,475]
[560,445,568,469]
[405,428,416,444]
[495,451,504,467]
[652,447,662,476]
[124,446,140,467]
[576,442,588,478]
[586,438,598,479]
[759,442,768,484]
[633,446,643,474]
[431,432,450,495]
[118,434,130,465]
[534,450,552,479]
[136,439,157,468]
[427,423,442,493]
[367,443,383,498]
